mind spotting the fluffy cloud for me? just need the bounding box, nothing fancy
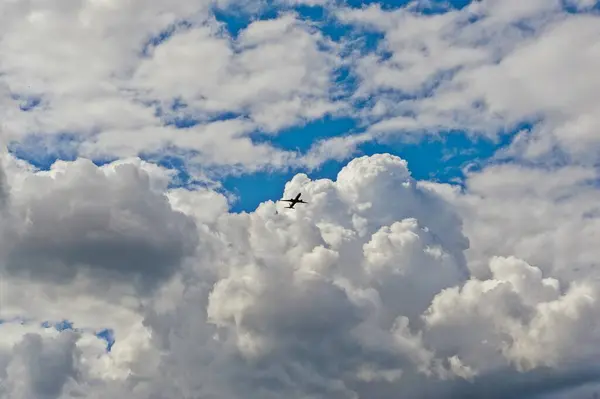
[0,0,343,173]
[2,0,600,398]
[4,0,599,174]
[0,153,598,398]
[427,162,600,285]
[133,13,342,131]
[328,0,600,166]
[0,154,198,292]
[1,330,80,399]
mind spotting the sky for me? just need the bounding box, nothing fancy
[1,0,600,398]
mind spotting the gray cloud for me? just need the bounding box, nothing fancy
[0,153,598,398]
[0,1,599,397]
[1,158,198,292]
[1,331,80,399]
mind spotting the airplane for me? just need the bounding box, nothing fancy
[279,192,308,209]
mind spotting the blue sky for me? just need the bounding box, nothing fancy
[3,1,600,397]
[8,108,517,214]
[6,0,523,214]
[0,318,115,352]
[222,126,517,212]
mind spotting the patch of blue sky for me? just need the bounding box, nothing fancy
[7,132,120,171]
[363,130,517,181]
[250,115,357,152]
[138,147,219,190]
[15,96,42,111]
[155,96,244,128]
[40,319,116,352]
[221,169,294,213]
[177,113,242,128]
[332,66,361,103]
[95,329,116,352]
[138,113,469,213]
[210,0,475,45]
[339,0,473,12]
[212,2,280,39]
[41,319,74,331]
[140,149,191,184]
[140,20,193,56]
[562,0,600,13]
[223,124,523,212]
[7,133,80,170]
[202,81,356,209]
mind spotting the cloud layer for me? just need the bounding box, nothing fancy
[0,151,599,398]
[2,0,598,174]
[1,157,197,291]
[1,0,600,398]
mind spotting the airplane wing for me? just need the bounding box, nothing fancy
[279,193,306,209]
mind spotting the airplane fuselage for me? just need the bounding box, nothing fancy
[280,192,307,209]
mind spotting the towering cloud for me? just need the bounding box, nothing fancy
[0,0,599,398]
[0,153,596,398]
[0,157,198,293]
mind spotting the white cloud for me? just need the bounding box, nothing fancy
[141,12,343,132]
[5,0,598,174]
[329,0,600,166]
[0,153,598,397]
[421,159,600,395]
[2,0,600,397]
[0,155,198,292]
[2,329,80,399]
[0,1,344,173]
[426,162,600,284]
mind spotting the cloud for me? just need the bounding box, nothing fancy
[2,1,600,398]
[5,0,598,176]
[133,12,343,132]
[0,156,198,292]
[420,159,600,397]
[0,153,598,398]
[426,162,600,284]
[0,154,7,209]
[122,153,476,398]
[1,330,80,399]
[0,0,345,173]
[325,0,600,166]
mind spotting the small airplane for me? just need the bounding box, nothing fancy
[279,192,308,209]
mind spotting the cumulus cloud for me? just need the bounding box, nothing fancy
[4,0,599,174]
[1,330,80,399]
[2,0,600,398]
[324,0,600,167]
[0,0,345,174]
[427,162,600,284]
[0,155,198,292]
[0,153,597,398]
[0,154,7,209]
[131,12,343,135]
